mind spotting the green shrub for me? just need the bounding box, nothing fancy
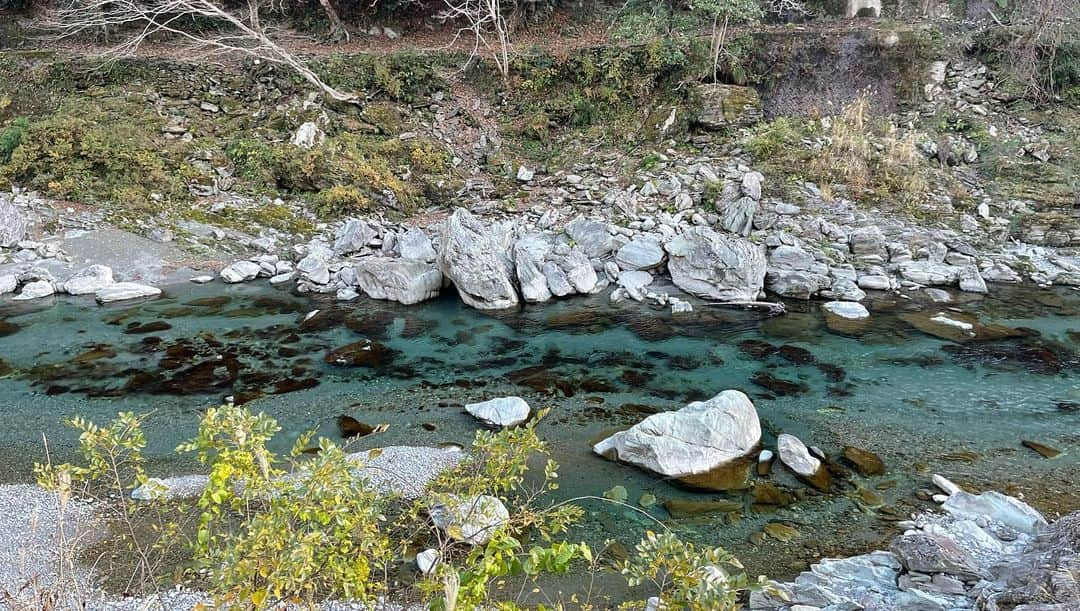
[0,98,188,209]
[0,116,28,164]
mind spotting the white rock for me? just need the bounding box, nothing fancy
[291,122,325,149]
[429,494,509,545]
[438,209,518,310]
[516,166,534,182]
[593,390,762,490]
[822,301,869,320]
[12,279,54,301]
[353,258,441,305]
[664,227,766,302]
[95,283,162,303]
[777,434,821,478]
[0,274,18,295]
[62,265,114,295]
[220,260,261,283]
[416,549,439,575]
[616,237,665,271]
[465,397,530,428]
[131,475,209,501]
[398,227,437,262]
[190,275,215,284]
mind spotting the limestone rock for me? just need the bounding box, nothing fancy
[0,196,28,248]
[398,227,437,262]
[291,122,325,149]
[220,260,261,284]
[615,237,665,271]
[63,265,115,295]
[429,494,509,545]
[513,234,553,303]
[465,396,530,428]
[593,390,762,491]
[12,279,54,301]
[95,283,162,303]
[353,257,441,305]
[333,219,377,255]
[438,208,519,310]
[777,433,832,491]
[664,227,765,302]
[565,216,617,259]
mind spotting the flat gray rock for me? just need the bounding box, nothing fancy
[95,282,162,303]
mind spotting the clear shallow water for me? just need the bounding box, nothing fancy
[0,283,1077,580]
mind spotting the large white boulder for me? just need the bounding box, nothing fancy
[438,208,519,310]
[465,397,530,427]
[593,390,762,490]
[12,279,54,301]
[664,227,765,302]
[62,265,114,295]
[352,257,441,305]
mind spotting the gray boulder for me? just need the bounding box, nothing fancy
[220,260,261,284]
[398,227,437,262]
[13,279,54,301]
[616,237,665,271]
[513,234,553,303]
[62,265,114,295]
[95,283,161,303]
[593,390,762,491]
[0,274,16,295]
[849,226,887,259]
[0,196,28,248]
[565,216,617,259]
[664,227,765,302]
[718,196,757,236]
[353,257,441,305]
[438,208,519,310]
[333,219,377,255]
[557,248,598,294]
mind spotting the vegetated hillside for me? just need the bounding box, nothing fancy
[0,0,1075,246]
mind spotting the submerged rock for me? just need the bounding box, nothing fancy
[593,390,762,491]
[324,339,395,368]
[438,208,519,310]
[664,227,766,302]
[842,445,886,476]
[465,396,530,428]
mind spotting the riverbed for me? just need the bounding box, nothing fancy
[0,282,1077,584]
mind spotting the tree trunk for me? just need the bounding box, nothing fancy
[319,0,349,42]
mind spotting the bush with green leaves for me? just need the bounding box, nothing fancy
[37,405,766,610]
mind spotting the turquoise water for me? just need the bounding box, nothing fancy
[0,283,1077,579]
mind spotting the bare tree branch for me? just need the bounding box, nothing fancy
[40,0,360,104]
